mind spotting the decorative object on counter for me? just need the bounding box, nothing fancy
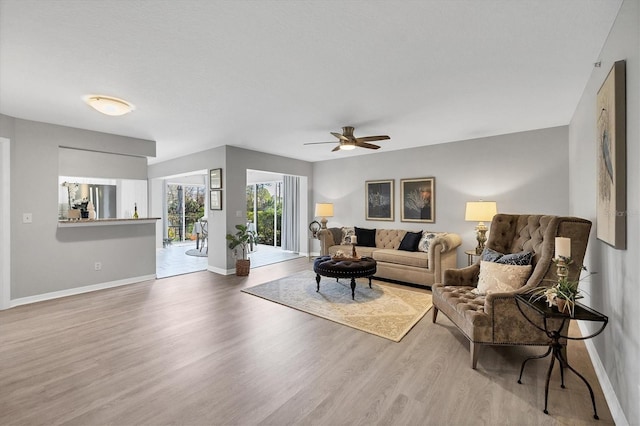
[87,201,96,220]
[465,200,498,254]
[400,177,435,223]
[226,224,257,276]
[314,203,334,229]
[133,202,138,219]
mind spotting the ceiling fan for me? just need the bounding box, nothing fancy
[304,126,390,152]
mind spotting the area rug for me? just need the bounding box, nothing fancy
[185,248,207,257]
[242,270,432,342]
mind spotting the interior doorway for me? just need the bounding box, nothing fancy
[154,171,209,278]
[246,170,304,268]
[1,137,11,309]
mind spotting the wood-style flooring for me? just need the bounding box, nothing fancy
[0,258,613,425]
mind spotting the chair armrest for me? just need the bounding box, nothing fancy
[443,264,480,287]
[317,229,335,256]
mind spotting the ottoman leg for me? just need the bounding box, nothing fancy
[368,277,372,288]
[316,274,320,292]
[350,277,356,300]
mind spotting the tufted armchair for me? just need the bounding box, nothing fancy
[432,214,592,368]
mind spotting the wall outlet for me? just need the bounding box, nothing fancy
[94,262,102,271]
[22,213,32,223]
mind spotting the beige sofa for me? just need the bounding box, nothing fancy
[318,227,461,287]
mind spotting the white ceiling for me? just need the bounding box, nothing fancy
[0,0,623,164]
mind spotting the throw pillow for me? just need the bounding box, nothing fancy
[341,227,355,245]
[473,260,533,296]
[481,247,533,266]
[354,227,377,247]
[418,232,449,253]
[398,231,423,252]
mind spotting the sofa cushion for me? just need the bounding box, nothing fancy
[418,232,448,253]
[376,229,406,249]
[355,227,376,247]
[341,227,355,245]
[473,260,532,296]
[481,248,533,265]
[398,230,422,251]
[372,249,428,268]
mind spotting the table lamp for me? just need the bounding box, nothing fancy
[314,203,334,229]
[465,201,498,255]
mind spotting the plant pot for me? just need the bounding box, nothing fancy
[236,259,251,276]
[556,298,571,314]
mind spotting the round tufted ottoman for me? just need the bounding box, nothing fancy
[313,256,377,300]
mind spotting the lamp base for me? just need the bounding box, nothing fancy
[320,217,328,229]
[475,223,488,255]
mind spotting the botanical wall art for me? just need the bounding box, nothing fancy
[210,190,222,210]
[400,177,435,223]
[210,168,222,189]
[365,179,394,221]
[596,60,626,249]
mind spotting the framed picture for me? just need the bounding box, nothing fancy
[596,60,626,249]
[365,179,394,221]
[400,177,435,223]
[210,168,222,189]
[210,190,222,210]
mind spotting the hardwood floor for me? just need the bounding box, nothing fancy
[0,258,613,425]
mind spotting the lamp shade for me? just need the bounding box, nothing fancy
[465,201,497,222]
[314,203,334,218]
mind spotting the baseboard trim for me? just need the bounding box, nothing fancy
[9,274,157,308]
[207,265,234,275]
[578,321,629,426]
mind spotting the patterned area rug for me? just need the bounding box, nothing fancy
[242,270,432,342]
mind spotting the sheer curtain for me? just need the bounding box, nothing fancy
[282,175,300,252]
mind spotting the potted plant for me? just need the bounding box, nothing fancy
[530,257,594,316]
[226,224,257,276]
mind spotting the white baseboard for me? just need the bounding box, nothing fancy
[9,274,157,308]
[578,322,629,426]
[207,265,234,275]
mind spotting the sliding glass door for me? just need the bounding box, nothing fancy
[246,181,282,247]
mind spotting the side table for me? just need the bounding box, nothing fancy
[465,250,481,266]
[514,293,608,419]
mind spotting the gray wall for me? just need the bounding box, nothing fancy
[0,115,157,300]
[313,126,570,267]
[569,0,639,423]
[148,145,314,272]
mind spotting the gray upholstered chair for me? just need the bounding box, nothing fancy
[431,214,592,368]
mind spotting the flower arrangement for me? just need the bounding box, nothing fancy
[530,256,595,316]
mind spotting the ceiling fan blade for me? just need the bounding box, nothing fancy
[355,141,381,150]
[303,141,337,145]
[331,145,342,152]
[356,135,390,142]
[331,132,350,142]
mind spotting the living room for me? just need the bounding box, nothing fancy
[1,1,638,424]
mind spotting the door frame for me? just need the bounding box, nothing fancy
[1,137,11,309]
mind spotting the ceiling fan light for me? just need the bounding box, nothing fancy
[340,144,356,150]
[83,95,135,116]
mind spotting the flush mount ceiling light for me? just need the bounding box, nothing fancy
[83,95,135,116]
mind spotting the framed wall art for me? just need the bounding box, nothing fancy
[210,190,222,210]
[400,177,435,223]
[365,179,394,221]
[210,168,222,189]
[596,60,626,249]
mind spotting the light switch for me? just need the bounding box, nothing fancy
[236,210,242,217]
[22,213,33,223]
